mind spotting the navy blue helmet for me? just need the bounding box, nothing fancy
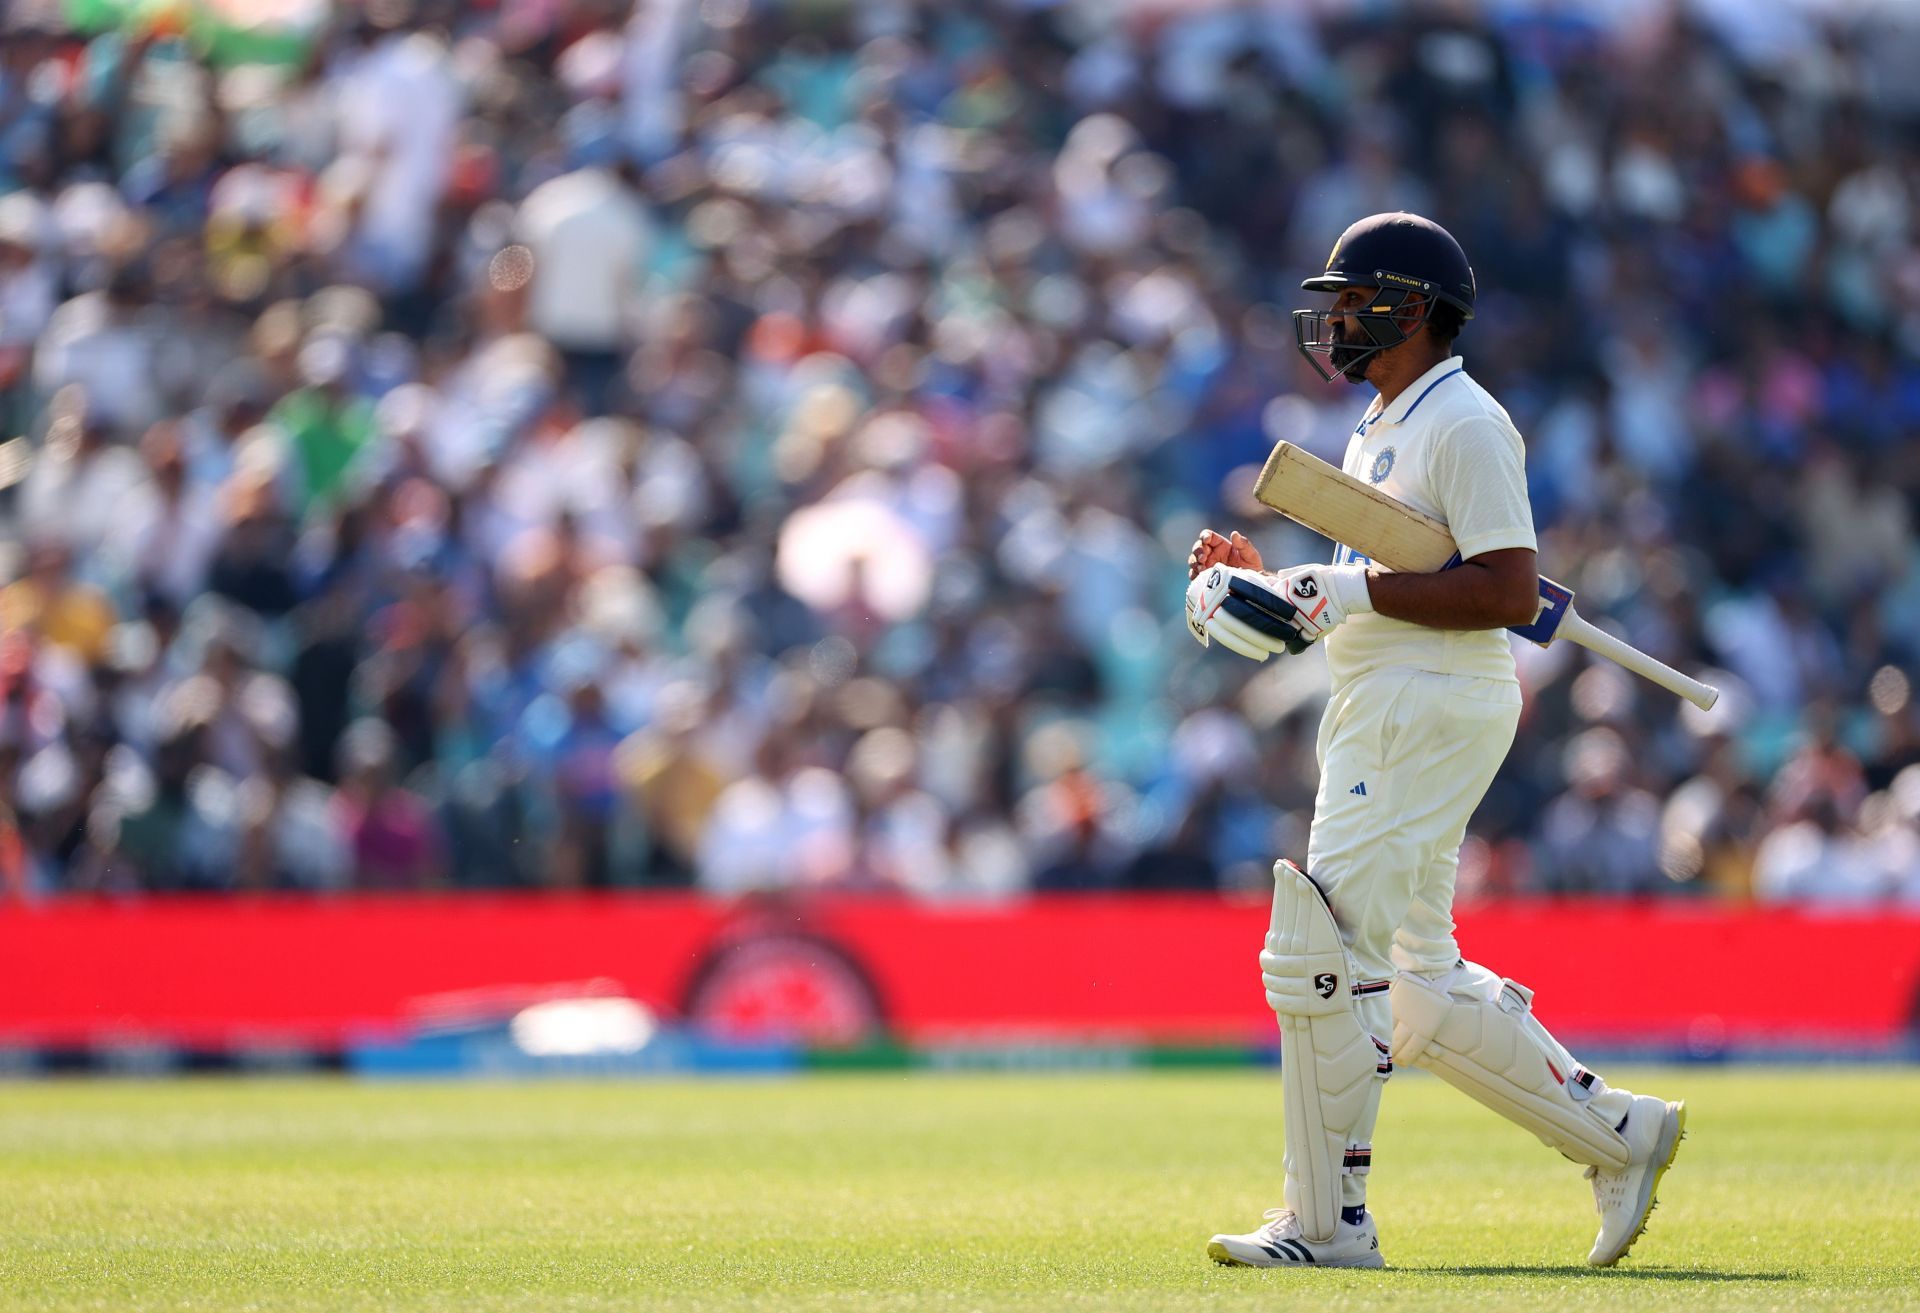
[1294,212,1476,384]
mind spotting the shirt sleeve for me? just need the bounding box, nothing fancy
[1427,416,1538,559]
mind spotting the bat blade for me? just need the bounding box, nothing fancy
[1253,442,1456,573]
[1251,441,1720,710]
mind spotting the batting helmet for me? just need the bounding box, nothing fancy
[1294,212,1476,384]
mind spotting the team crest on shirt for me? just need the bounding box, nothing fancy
[1369,447,1396,485]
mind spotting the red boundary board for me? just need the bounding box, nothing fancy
[2,895,1916,1050]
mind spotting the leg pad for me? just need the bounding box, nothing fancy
[1390,962,1629,1171]
[1263,860,1392,1242]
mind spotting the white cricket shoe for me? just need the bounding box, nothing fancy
[1207,1208,1385,1269]
[1585,1095,1687,1267]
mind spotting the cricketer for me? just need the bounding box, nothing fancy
[1184,212,1686,1270]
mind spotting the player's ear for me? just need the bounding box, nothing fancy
[1397,291,1433,336]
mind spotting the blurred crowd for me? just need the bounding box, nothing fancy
[2,0,1918,902]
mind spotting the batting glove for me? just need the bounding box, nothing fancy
[1247,562,1374,644]
[1187,565,1309,661]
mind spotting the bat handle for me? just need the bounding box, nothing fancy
[1560,608,1721,711]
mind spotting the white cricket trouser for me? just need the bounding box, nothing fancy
[1306,666,1522,983]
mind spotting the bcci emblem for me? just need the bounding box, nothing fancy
[1369,447,1396,485]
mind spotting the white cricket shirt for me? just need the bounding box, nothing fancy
[1323,356,1538,689]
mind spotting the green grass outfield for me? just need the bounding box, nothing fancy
[4,1068,1918,1312]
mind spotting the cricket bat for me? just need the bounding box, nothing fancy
[1252,442,1720,711]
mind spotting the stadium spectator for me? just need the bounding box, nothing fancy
[0,0,1916,902]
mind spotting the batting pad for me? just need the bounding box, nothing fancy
[1390,963,1630,1171]
[1261,860,1390,1243]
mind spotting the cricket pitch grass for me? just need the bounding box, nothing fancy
[4,1068,1917,1311]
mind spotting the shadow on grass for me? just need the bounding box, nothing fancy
[1402,1265,1799,1283]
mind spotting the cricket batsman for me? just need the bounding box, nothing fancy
[1184,213,1686,1270]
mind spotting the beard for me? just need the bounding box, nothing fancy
[1328,324,1370,379]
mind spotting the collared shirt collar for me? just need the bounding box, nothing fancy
[1371,357,1467,428]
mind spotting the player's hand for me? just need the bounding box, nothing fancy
[1187,529,1262,580]
[1186,565,1308,661]
[1252,562,1374,644]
